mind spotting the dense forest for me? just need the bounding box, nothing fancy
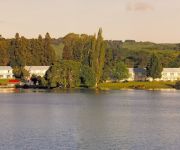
[0,33,55,66]
[1,29,180,87]
[1,31,180,68]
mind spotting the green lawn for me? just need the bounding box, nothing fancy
[0,79,9,85]
[99,81,176,90]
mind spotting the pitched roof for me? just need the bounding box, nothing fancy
[25,66,50,71]
[0,66,13,70]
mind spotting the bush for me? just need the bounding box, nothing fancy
[175,81,180,89]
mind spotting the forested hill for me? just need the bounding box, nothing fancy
[105,40,180,68]
[0,33,180,68]
[52,38,180,68]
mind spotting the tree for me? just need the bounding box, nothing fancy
[44,33,56,65]
[0,40,9,65]
[80,65,96,87]
[10,33,25,67]
[45,60,81,88]
[112,61,129,81]
[37,76,47,87]
[169,54,180,67]
[31,74,38,85]
[146,53,163,79]
[92,28,106,86]
[13,66,30,81]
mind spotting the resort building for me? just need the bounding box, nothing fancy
[25,66,50,77]
[0,66,14,79]
[129,68,180,81]
[160,68,180,81]
[128,68,146,81]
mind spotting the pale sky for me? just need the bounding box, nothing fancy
[1,0,180,43]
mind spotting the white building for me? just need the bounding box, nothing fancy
[128,68,180,81]
[25,66,50,77]
[160,68,180,81]
[0,66,14,79]
[128,68,146,81]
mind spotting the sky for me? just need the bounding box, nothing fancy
[0,0,180,43]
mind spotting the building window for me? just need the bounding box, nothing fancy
[170,73,174,76]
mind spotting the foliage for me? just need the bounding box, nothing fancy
[46,60,81,88]
[112,61,129,81]
[31,74,38,85]
[62,33,94,66]
[146,53,163,79]
[13,66,30,80]
[37,76,47,87]
[30,74,47,86]
[61,29,106,86]
[92,28,106,85]
[51,42,64,60]
[0,40,9,66]
[1,31,180,88]
[7,33,56,67]
[99,81,176,90]
[169,54,180,67]
[106,40,180,68]
[80,65,96,87]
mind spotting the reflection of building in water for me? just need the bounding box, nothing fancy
[0,66,13,79]
[25,66,50,77]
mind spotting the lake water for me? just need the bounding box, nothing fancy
[0,89,180,150]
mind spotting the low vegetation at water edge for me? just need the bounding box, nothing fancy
[99,81,176,90]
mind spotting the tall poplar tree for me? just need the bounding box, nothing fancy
[44,33,56,65]
[92,28,106,86]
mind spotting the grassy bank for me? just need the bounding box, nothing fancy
[98,81,176,90]
[0,79,9,85]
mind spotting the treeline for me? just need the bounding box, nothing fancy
[46,28,106,88]
[1,29,180,88]
[105,40,180,68]
[0,33,55,66]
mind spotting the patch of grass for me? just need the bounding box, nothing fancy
[99,81,176,90]
[0,79,9,85]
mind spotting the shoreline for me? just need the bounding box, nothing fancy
[98,81,178,90]
[0,81,179,91]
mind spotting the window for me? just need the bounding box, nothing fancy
[170,73,174,76]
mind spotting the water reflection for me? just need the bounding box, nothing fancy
[0,90,180,149]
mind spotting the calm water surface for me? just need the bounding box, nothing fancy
[0,89,180,150]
